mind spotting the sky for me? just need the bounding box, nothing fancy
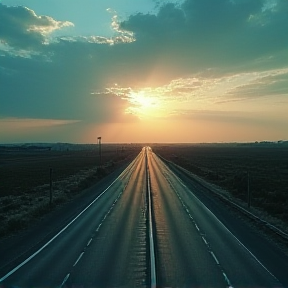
[0,0,287,144]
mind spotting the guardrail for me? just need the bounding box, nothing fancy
[156,154,288,242]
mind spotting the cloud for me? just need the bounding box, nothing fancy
[171,109,288,131]
[120,0,288,75]
[226,69,288,99]
[0,4,73,49]
[104,68,288,118]
[0,53,135,123]
[0,117,81,128]
[0,0,287,132]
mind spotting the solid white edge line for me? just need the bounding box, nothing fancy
[153,152,281,285]
[146,148,157,288]
[0,151,142,282]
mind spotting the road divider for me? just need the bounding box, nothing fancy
[146,147,157,288]
[0,151,143,283]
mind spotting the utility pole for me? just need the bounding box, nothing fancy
[97,137,102,167]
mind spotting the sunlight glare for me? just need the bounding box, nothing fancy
[126,90,163,119]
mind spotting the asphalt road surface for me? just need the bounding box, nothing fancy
[0,147,287,287]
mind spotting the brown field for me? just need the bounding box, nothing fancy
[0,144,141,238]
[151,143,288,226]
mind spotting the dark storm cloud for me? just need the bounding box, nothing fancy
[0,0,287,124]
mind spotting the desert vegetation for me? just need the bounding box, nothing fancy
[2,142,287,239]
[152,142,288,227]
[0,144,141,238]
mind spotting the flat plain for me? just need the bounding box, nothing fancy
[1,142,287,240]
[0,144,141,238]
[151,142,288,230]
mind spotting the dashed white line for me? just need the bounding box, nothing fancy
[73,252,84,267]
[210,251,220,265]
[201,236,208,245]
[223,272,233,287]
[151,152,237,288]
[0,153,143,283]
[87,238,93,247]
[61,273,70,287]
[96,223,102,232]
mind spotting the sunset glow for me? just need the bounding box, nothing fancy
[125,91,162,119]
[1,0,287,143]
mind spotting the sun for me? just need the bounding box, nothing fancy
[126,90,162,119]
[105,85,168,119]
[131,91,154,108]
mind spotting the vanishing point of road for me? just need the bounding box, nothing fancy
[0,147,287,287]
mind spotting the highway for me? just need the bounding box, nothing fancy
[0,147,287,287]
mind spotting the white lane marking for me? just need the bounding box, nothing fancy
[202,236,208,245]
[181,182,187,188]
[146,148,157,288]
[194,192,281,283]
[210,251,220,265]
[73,252,84,267]
[96,223,102,232]
[87,238,93,247]
[223,272,233,287]
[154,152,280,287]
[61,273,70,287]
[152,152,236,288]
[60,152,144,286]
[0,151,142,282]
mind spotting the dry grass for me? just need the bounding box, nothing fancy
[152,143,288,229]
[0,145,141,238]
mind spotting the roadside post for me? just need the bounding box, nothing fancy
[98,136,102,167]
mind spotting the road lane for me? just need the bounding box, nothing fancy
[164,157,288,287]
[0,150,145,287]
[1,146,287,288]
[149,150,283,287]
[148,148,227,287]
[66,148,147,287]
